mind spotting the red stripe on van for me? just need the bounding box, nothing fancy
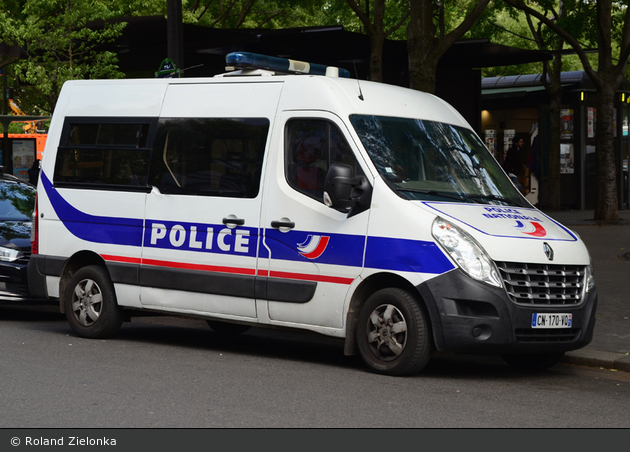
[102,255,142,264]
[102,255,352,285]
[268,270,354,285]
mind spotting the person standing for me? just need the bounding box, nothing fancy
[503,136,524,193]
[28,159,40,186]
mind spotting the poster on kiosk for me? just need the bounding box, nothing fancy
[12,139,36,181]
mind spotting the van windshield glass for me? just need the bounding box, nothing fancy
[350,115,525,206]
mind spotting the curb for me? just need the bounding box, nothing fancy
[563,348,630,373]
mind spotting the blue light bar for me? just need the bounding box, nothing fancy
[225,52,350,78]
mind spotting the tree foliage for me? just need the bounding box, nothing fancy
[0,3,22,71]
[2,1,628,220]
[0,0,127,114]
[0,0,335,116]
[113,0,330,29]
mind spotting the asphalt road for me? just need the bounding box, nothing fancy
[1,301,629,429]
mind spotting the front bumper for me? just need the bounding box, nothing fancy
[417,269,597,354]
[0,259,38,301]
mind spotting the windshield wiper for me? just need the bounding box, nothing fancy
[396,188,479,203]
[467,194,523,206]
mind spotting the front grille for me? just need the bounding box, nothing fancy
[496,261,585,306]
[515,328,581,343]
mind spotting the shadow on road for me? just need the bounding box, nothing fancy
[0,299,64,322]
[1,303,599,379]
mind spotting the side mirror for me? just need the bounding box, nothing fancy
[323,163,371,216]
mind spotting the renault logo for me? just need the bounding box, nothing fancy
[543,242,554,261]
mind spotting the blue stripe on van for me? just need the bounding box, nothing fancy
[262,228,365,266]
[42,171,453,275]
[41,171,144,246]
[263,229,453,274]
[364,236,455,274]
[144,219,259,258]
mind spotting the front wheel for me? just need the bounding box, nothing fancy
[356,288,432,376]
[501,352,565,372]
[64,265,123,339]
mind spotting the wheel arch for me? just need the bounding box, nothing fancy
[58,251,109,314]
[343,271,435,356]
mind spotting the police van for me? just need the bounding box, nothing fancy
[28,52,597,375]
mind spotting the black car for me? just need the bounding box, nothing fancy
[0,173,37,301]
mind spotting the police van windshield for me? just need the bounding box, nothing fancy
[350,115,526,206]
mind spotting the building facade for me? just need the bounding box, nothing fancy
[481,71,630,211]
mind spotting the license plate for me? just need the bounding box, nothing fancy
[531,313,572,328]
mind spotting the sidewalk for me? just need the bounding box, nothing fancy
[543,209,630,372]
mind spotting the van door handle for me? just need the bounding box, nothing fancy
[271,219,295,230]
[223,216,245,227]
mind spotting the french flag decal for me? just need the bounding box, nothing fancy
[514,220,547,237]
[297,235,330,260]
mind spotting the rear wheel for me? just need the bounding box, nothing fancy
[65,265,123,339]
[501,352,565,372]
[356,288,432,376]
[206,320,251,335]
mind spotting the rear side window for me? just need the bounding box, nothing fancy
[54,119,154,190]
[148,118,269,198]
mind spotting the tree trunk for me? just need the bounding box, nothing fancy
[546,55,563,210]
[406,0,490,94]
[344,0,399,84]
[407,50,439,94]
[594,83,620,222]
[406,0,438,93]
[369,31,385,83]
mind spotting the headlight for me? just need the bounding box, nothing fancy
[0,246,23,262]
[585,263,595,293]
[432,217,502,288]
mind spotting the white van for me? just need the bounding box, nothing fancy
[28,53,597,375]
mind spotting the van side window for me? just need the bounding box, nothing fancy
[285,119,358,202]
[54,119,153,189]
[148,118,269,198]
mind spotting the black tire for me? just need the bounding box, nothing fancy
[501,352,565,372]
[206,320,251,335]
[356,288,432,376]
[64,265,123,339]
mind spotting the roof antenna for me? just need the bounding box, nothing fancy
[165,64,204,78]
[353,61,364,101]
